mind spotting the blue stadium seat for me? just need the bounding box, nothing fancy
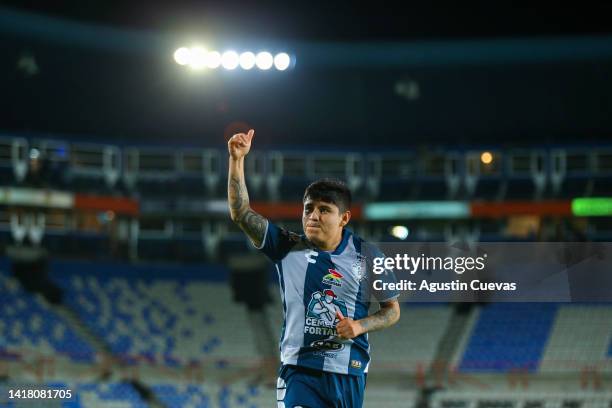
[0,269,95,362]
[459,303,558,372]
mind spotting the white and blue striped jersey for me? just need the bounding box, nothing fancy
[257,222,399,376]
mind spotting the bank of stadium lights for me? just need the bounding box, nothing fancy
[173,47,294,71]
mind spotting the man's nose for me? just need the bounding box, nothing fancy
[308,210,319,219]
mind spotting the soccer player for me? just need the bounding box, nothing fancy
[227,129,400,408]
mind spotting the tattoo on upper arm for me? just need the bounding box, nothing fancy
[238,209,267,245]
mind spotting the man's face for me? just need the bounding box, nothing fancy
[302,198,350,248]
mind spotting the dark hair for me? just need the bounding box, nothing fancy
[303,178,352,212]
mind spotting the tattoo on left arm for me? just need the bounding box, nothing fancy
[358,300,400,334]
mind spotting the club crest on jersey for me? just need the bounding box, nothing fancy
[322,269,343,287]
[352,254,367,282]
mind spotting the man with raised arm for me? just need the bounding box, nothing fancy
[227,129,400,408]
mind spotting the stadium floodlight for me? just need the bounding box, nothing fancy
[481,151,493,165]
[239,52,256,70]
[174,47,192,66]
[274,52,291,71]
[391,225,410,240]
[206,51,222,69]
[255,51,274,70]
[175,47,294,72]
[221,51,239,70]
[189,47,208,69]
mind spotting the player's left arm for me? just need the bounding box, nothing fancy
[335,299,400,339]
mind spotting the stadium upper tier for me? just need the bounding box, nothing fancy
[0,135,611,201]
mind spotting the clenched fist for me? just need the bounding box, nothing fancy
[228,129,254,160]
[335,310,364,339]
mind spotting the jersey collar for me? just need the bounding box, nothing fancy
[331,228,351,255]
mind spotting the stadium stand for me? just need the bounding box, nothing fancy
[2,135,612,202]
[0,266,95,363]
[148,381,269,408]
[49,260,270,367]
[458,304,559,372]
[430,390,612,408]
[539,304,612,373]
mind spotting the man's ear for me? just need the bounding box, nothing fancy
[340,210,351,227]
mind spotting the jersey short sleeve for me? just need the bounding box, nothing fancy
[255,221,302,262]
[363,242,400,302]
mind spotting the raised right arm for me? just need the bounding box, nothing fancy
[227,129,268,247]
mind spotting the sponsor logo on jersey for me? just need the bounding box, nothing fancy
[351,360,362,369]
[310,339,345,351]
[322,268,343,287]
[304,290,348,336]
[313,351,338,359]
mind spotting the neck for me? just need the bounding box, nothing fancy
[314,230,343,251]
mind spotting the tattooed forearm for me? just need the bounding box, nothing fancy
[237,209,268,247]
[228,176,246,213]
[228,156,269,247]
[358,301,400,334]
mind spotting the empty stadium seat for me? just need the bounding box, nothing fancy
[0,268,95,362]
[459,304,558,372]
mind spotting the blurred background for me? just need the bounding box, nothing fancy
[1,1,612,407]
